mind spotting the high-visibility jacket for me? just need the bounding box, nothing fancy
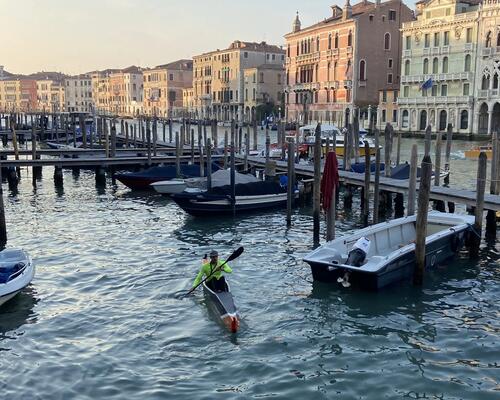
[192,260,232,287]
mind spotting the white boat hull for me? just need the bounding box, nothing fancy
[0,249,35,308]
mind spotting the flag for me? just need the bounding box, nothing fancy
[420,78,433,91]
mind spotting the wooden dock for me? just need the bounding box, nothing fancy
[240,155,500,212]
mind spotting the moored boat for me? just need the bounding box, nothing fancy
[202,280,239,333]
[303,212,474,290]
[0,249,35,307]
[464,145,492,160]
[171,180,291,216]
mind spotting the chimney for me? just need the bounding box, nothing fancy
[343,0,352,20]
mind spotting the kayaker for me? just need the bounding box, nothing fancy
[192,250,232,292]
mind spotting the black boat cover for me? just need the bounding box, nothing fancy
[209,181,286,197]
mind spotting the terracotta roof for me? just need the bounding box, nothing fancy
[27,71,68,81]
[153,59,193,71]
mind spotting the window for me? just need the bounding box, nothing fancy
[328,34,332,50]
[432,57,439,74]
[244,52,248,58]
[431,85,438,96]
[387,73,393,84]
[463,83,470,96]
[384,33,391,50]
[404,60,410,75]
[278,74,282,84]
[464,54,471,72]
[348,31,352,47]
[382,90,387,102]
[169,74,174,81]
[382,110,386,122]
[486,31,492,48]
[394,90,398,102]
[389,10,396,21]
[423,58,429,74]
[359,60,366,81]
[460,110,468,130]
[424,34,430,48]
[334,33,339,48]
[466,28,473,43]
[402,110,409,128]
[388,58,393,69]
[444,31,450,46]
[393,110,398,123]
[326,89,330,103]
[406,35,411,50]
[259,72,264,83]
[442,57,448,73]
[441,84,448,96]
[497,32,500,47]
[403,86,409,97]
[369,15,374,21]
[434,32,440,47]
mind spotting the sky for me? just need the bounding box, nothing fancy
[1,0,418,75]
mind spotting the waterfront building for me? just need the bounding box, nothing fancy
[143,60,193,117]
[192,41,285,121]
[109,66,143,117]
[0,77,37,112]
[376,88,399,129]
[33,73,66,113]
[183,87,195,115]
[284,0,413,127]
[91,69,118,116]
[64,74,93,113]
[398,0,480,134]
[475,0,500,134]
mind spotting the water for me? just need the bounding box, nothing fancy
[0,139,499,399]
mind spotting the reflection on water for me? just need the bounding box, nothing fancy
[0,287,38,337]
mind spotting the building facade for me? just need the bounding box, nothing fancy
[36,78,65,113]
[376,89,399,129]
[192,41,285,121]
[65,75,93,113]
[475,0,500,134]
[143,60,193,117]
[183,87,195,115]
[398,0,480,134]
[0,78,37,112]
[108,66,143,117]
[285,0,414,126]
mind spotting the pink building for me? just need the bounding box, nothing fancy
[284,0,414,126]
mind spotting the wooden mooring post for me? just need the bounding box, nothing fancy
[313,123,321,246]
[206,138,212,190]
[362,141,370,226]
[373,129,381,224]
[469,152,488,257]
[230,128,236,216]
[175,131,181,178]
[0,165,6,249]
[407,144,418,216]
[287,139,295,227]
[486,131,499,238]
[253,119,258,151]
[414,155,433,286]
[434,130,446,212]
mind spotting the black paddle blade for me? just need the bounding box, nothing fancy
[227,246,244,262]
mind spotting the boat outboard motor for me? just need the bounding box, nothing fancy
[346,237,371,267]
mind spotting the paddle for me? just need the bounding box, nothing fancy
[184,246,244,297]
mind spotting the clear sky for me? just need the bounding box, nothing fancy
[1,0,417,75]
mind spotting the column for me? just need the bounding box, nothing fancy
[487,108,493,135]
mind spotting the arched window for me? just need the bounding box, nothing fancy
[327,62,331,81]
[432,58,439,74]
[384,33,391,50]
[482,75,490,90]
[315,64,319,82]
[328,34,332,50]
[404,60,410,76]
[316,36,320,51]
[486,31,492,47]
[497,32,500,47]
[402,110,409,128]
[296,42,299,55]
[333,61,337,80]
[334,33,339,48]
[439,110,447,131]
[359,60,366,81]
[423,58,429,74]
[460,110,469,130]
[494,73,499,89]
[348,30,353,47]
[442,57,448,73]
[464,54,471,72]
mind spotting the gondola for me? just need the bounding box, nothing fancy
[202,281,239,333]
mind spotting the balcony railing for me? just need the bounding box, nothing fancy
[326,48,339,58]
[400,72,472,84]
[323,81,339,89]
[398,96,473,106]
[343,80,352,89]
[289,83,321,92]
[403,50,412,58]
[296,52,321,64]
[464,43,475,52]
[423,48,430,56]
[482,48,493,57]
[477,89,499,99]
[346,46,353,56]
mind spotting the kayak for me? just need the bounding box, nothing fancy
[202,280,239,333]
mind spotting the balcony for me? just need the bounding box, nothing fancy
[358,80,367,88]
[326,48,339,58]
[431,47,440,55]
[398,96,473,106]
[423,48,431,56]
[296,52,321,64]
[400,72,472,84]
[346,46,353,56]
[323,81,339,89]
[477,89,500,99]
[464,43,475,52]
[343,80,352,89]
[441,45,450,54]
[288,83,321,92]
[403,50,412,58]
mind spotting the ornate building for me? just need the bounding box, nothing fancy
[284,0,413,126]
[475,0,500,134]
[398,0,480,134]
[192,41,285,121]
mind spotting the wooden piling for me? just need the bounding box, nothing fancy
[244,124,250,172]
[95,166,106,186]
[104,120,110,158]
[0,165,7,248]
[230,128,236,216]
[373,129,381,224]
[54,166,64,187]
[486,131,499,237]
[206,138,212,191]
[424,125,432,157]
[253,119,258,151]
[470,152,487,258]
[414,155,433,286]
[80,114,87,148]
[407,144,418,216]
[169,119,173,143]
[434,130,446,212]
[287,139,295,227]
[444,123,453,179]
[175,131,181,178]
[111,121,117,158]
[313,123,322,246]
[191,129,195,165]
[396,128,401,166]
[223,131,229,169]
[384,124,391,177]
[362,141,370,226]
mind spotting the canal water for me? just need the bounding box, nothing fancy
[0,138,498,399]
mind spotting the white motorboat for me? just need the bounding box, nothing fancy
[0,249,35,307]
[303,212,474,290]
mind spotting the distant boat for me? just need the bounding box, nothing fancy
[0,249,35,308]
[114,163,220,191]
[303,212,474,290]
[171,180,292,216]
[464,145,492,160]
